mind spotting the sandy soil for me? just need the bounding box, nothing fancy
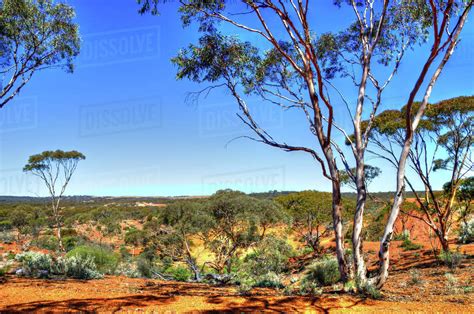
[1,252,473,313]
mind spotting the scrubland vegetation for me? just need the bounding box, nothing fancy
[1,188,472,304]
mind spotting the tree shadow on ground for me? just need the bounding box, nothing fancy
[0,295,176,313]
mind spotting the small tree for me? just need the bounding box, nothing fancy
[0,0,80,108]
[277,191,333,253]
[158,200,212,281]
[368,96,473,253]
[204,190,282,274]
[23,150,85,252]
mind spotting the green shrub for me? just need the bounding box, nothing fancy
[408,269,422,285]
[445,273,458,294]
[166,266,191,282]
[15,251,53,277]
[298,280,322,295]
[67,245,118,274]
[360,283,382,299]
[136,258,153,278]
[304,257,340,286]
[0,220,13,232]
[32,236,59,251]
[0,231,14,244]
[242,236,294,277]
[65,255,102,280]
[253,272,284,289]
[438,250,463,270]
[400,239,422,251]
[458,219,474,244]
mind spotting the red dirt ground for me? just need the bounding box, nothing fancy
[1,245,473,313]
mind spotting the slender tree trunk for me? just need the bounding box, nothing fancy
[56,221,64,252]
[374,139,411,288]
[330,174,349,282]
[353,159,368,283]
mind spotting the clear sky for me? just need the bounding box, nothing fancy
[0,1,473,197]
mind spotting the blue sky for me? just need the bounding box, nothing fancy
[0,1,472,197]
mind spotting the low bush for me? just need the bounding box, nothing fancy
[242,236,294,277]
[304,257,340,286]
[438,250,463,270]
[400,239,422,251]
[67,245,118,274]
[65,255,102,280]
[0,231,14,244]
[458,219,474,244]
[165,266,191,282]
[359,283,382,299]
[32,236,59,251]
[408,269,422,285]
[253,272,284,289]
[15,251,53,277]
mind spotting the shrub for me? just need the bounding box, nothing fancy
[67,245,118,274]
[15,252,53,277]
[136,258,154,278]
[458,219,474,244]
[438,250,463,270]
[0,221,13,232]
[115,262,140,278]
[0,231,14,244]
[298,280,322,295]
[253,272,284,289]
[400,239,422,251]
[166,266,191,282]
[408,269,422,285]
[238,281,253,295]
[304,257,340,286]
[242,236,294,277]
[445,273,458,294]
[360,283,382,299]
[32,236,59,251]
[65,255,102,280]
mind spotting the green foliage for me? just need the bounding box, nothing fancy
[0,231,14,244]
[400,239,422,251]
[458,219,474,244]
[32,236,59,251]
[23,150,85,172]
[276,191,333,251]
[15,251,53,277]
[165,266,191,282]
[338,165,381,191]
[438,251,463,270]
[0,0,80,107]
[304,257,341,286]
[253,272,284,289]
[64,255,102,280]
[66,245,118,274]
[408,269,423,286]
[359,282,382,300]
[241,236,294,277]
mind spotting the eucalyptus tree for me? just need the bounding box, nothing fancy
[138,0,472,287]
[158,200,212,281]
[0,0,80,108]
[276,191,334,253]
[23,150,85,252]
[366,96,473,253]
[204,190,281,274]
